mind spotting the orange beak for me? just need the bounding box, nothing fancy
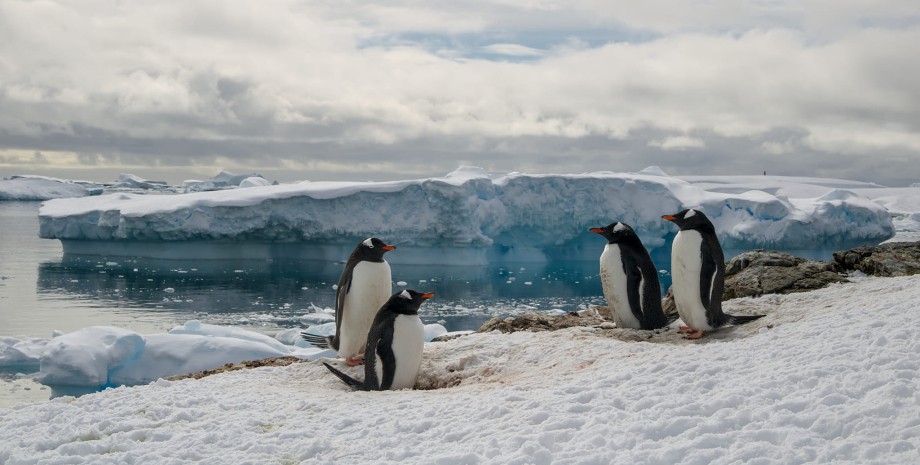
[421,292,435,299]
[382,245,396,251]
[589,228,604,234]
[662,215,676,221]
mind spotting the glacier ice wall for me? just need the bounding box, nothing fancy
[38,167,895,264]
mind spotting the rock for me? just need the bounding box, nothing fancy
[723,250,847,300]
[167,356,303,381]
[477,309,609,333]
[830,241,920,277]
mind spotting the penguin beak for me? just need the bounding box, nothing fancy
[661,215,677,221]
[382,245,396,251]
[421,292,435,300]
[589,228,604,234]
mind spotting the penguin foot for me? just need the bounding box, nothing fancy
[684,330,705,339]
[345,357,365,367]
[678,326,693,333]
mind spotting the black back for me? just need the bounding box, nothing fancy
[331,237,395,350]
[324,290,432,391]
[590,222,669,330]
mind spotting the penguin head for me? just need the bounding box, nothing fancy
[589,222,638,244]
[389,290,435,315]
[661,209,714,231]
[355,237,396,261]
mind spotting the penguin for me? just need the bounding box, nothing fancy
[302,237,395,365]
[323,290,433,391]
[589,222,671,330]
[662,209,764,339]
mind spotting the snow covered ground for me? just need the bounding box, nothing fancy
[36,167,901,263]
[2,274,918,464]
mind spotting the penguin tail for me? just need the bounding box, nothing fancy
[322,362,363,389]
[725,313,766,326]
[301,332,334,349]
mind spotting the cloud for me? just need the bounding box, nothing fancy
[481,43,547,58]
[649,136,706,151]
[0,1,919,185]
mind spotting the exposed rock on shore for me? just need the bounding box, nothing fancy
[722,250,847,299]
[830,241,920,277]
[477,308,610,334]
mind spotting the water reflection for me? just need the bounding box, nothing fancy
[38,254,658,332]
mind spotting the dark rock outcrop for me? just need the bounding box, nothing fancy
[477,309,609,334]
[830,242,920,277]
[723,250,848,299]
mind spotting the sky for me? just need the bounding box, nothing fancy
[1,1,919,186]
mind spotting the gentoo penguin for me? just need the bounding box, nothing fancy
[323,290,433,391]
[302,237,395,365]
[589,222,671,330]
[662,209,764,338]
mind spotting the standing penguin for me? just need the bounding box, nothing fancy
[323,290,433,391]
[662,209,764,339]
[302,237,395,365]
[590,222,671,330]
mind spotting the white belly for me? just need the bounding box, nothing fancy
[339,261,392,360]
[599,244,642,329]
[671,231,712,331]
[388,314,425,390]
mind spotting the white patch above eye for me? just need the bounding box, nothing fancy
[363,238,374,248]
[613,223,628,233]
[398,290,411,299]
[685,209,697,218]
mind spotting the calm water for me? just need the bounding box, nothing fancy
[0,202,639,338]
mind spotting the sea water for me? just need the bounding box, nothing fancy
[1,202,662,339]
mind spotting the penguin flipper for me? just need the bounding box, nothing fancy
[301,332,334,349]
[725,314,765,326]
[322,362,364,389]
[332,270,353,351]
[624,263,648,325]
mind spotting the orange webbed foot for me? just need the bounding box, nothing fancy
[678,326,693,334]
[345,356,364,367]
[685,330,705,339]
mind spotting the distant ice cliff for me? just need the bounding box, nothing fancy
[37,167,896,264]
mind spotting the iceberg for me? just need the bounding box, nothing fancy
[0,176,97,200]
[37,167,896,264]
[112,173,169,190]
[183,170,268,192]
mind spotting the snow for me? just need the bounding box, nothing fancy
[2,274,919,464]
[37,167,906,263]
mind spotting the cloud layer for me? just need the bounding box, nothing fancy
[1,1,918,184]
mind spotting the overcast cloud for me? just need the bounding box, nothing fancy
[1,1,918,185]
